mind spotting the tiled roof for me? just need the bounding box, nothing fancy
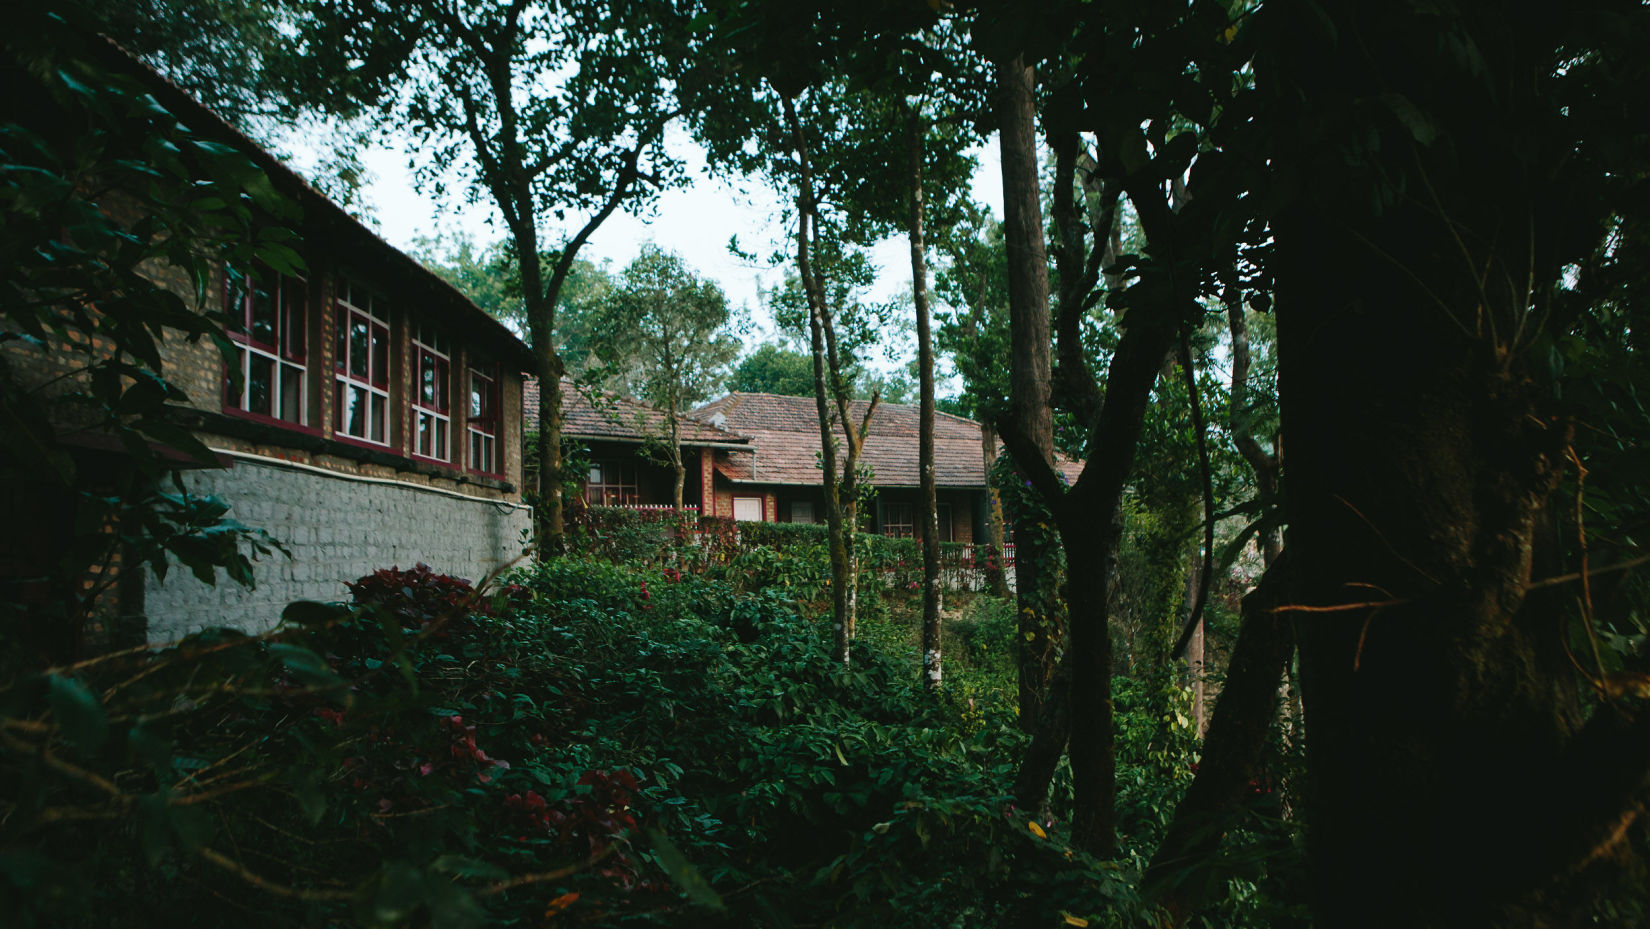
[529,379,750,447]
[691,393,993,488]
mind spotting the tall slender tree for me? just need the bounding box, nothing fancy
[290,1,690,553]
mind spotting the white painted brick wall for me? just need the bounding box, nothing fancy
[145,460,533,642]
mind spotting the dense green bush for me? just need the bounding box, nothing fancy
[1,554,1312,928]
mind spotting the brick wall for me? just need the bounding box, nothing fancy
[144,457,532,642]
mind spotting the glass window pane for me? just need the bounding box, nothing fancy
[279,362,303,423]
[346,384,368,438]
[226,275,251,333]
[370,393,386,443]
[349,317,368,378]
[250,277,276,345]
[226,347,246,407]
[283,281,305,360]
[248,354,274,416]
[435,420,447,459]
[371,325,388,387]
[334,313,347,372]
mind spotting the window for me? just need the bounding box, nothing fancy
[467,362,501,475]
[937,503,953,542]
[790,500,815,524]
[333,278,391,445]
[412,322,451,462]
[882,501,915,538]
[225,266,306,424]
[733,496,764,522]
[586,461,639,506]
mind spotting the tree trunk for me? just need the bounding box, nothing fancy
[980,421,1010,597]
[1143,553,1295,924]
[1183,545,1206,735]
[1060,515,1119,858]
[530,340,566,555]
[1267,3,1641,921]
[909,107,943,691]
[668,406,686,510]
[995,53,1061,727]
[783,93,855,666]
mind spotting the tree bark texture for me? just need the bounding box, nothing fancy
[995,53,1062,727]
[909,107,943,691]
[1269,2,1648,922]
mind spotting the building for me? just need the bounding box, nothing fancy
[2,35,535,644]
[545,380,753,512]
[553,387,1032,542]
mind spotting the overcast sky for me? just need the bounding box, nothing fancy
[346,127,1005,357]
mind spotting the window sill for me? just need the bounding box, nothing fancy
[172,407,516,494]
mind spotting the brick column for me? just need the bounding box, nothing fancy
[698,447,715,515]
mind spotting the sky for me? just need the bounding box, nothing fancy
[347,127,1005,353]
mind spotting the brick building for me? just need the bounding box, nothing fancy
[549,387,1062,542]
[3,39,534,643]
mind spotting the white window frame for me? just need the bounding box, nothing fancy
[225,265,307,425]
[733,496,764,523]
[467,362,501,476]
[333,278,392,446]
[412,322,452,463]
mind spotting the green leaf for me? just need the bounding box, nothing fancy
[644,826,724,909]
[266,643,343,687]
[1379,93,1437,146]
[47,674,107,752]
[280,599,352,628]
[430,855,508,881]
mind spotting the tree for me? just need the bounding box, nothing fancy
[974,0,1263,857]
[1256,1,1650,922]
[2,14,291,664]
[289,1,690,553]
[586,245,738,508]
[730,343,815,396]
[70,0,378,210]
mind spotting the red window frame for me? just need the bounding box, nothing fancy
[223,264,311,428]
[332,278,392,447]
[466,361,502,476]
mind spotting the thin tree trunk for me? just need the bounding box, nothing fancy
[980,421,1010,597]
[1143,553,1295,924]
[669,410,685,510]
[1226,293,1281,564]
[783,93,854,666]
[531,344,566,554]
[1184,545,1206,735]
[908,107,943,691]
